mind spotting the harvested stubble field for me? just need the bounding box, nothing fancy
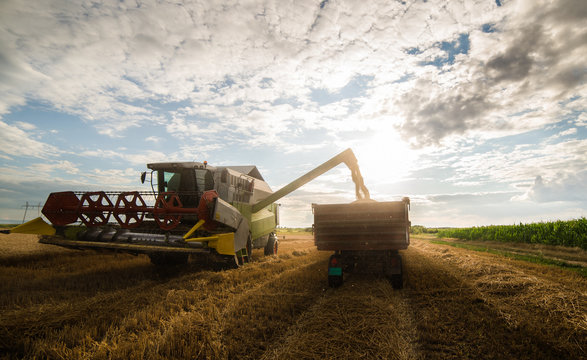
[0,233,585,359]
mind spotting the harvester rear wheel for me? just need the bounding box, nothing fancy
[264,233,278,256]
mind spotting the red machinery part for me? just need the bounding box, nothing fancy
[113,191,148,229]
[197,190,218,230]
[78,191,114,227]
[153,192,183,230]
[42,191,81,226]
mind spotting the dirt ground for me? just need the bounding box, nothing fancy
[0,233,584,359]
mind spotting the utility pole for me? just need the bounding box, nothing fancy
[21,202,43,223]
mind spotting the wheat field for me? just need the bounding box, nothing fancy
[0,233,585,359]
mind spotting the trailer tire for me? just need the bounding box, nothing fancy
[390,255,403,289]
[328,253,343,288]
[328,275,343,288]
[391,274,403,289]
[264,233,278,256]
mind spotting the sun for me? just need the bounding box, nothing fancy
[353,130,415,187]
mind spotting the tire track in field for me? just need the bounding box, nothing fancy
[87,250,330,359]
[0,246,326,359]
[260,273,421,359]
[219,253,331,359]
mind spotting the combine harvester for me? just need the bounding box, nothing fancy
[2,149,410,286]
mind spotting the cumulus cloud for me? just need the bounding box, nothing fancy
[0,0,508,143]
[395,0,586,147]
[552,127,578,139]
[513,172,587,203]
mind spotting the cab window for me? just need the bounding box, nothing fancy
[158,171,182,193]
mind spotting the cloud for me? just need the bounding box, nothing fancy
[513,172,587,203]
[395,0,586,147]
[85,167,143,187]
[28,160,80,176]
[428,191,519,205]
[485,27,539,83]
[442,136,587,187]
[0,0,505,142]
[0,0,570,152]
[0,0,585,226]
[0,30,49,115]
[145,136,162,143]
[79,149,169,165]
[552,127,578,139]
[0,120,59,159]
[396,79,494,147]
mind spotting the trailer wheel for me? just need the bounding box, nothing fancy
[390,255,403,289]
[391,274,403,289]
[383,252,403,289]
[327,253,343,288]
[264,233,278,256]
[328,275,343,288]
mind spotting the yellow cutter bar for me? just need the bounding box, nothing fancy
[183,219,235,255]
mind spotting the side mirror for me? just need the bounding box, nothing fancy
[140,172,147,184]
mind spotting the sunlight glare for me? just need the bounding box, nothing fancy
[354,129,415,187]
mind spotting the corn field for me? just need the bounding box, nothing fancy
[436,218,587,250]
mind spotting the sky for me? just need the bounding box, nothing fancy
[0,0,586,228]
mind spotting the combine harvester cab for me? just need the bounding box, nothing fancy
[313,198,410,289]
